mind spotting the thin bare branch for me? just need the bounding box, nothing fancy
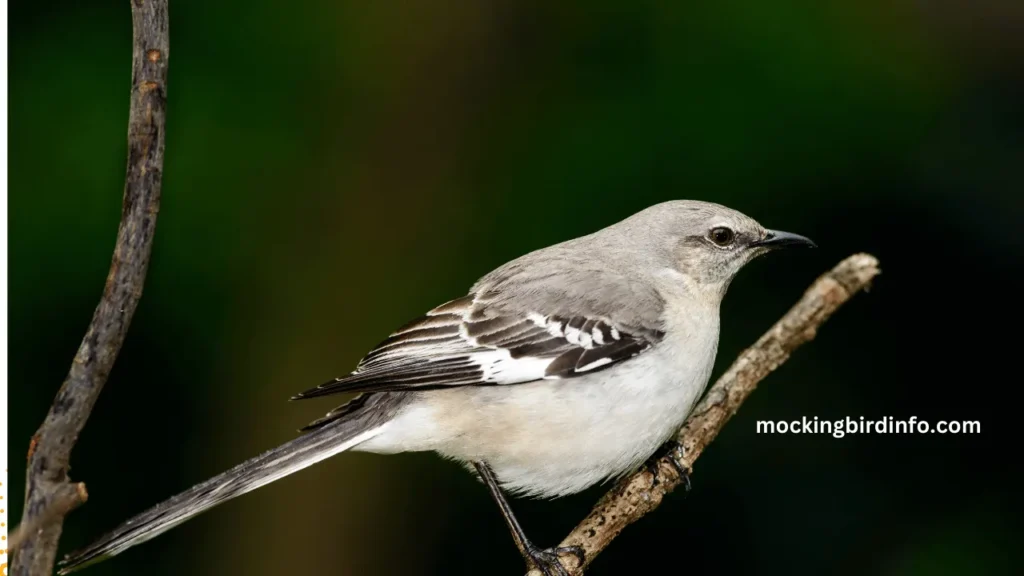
[13,2,169,574]
[528,253,881,575]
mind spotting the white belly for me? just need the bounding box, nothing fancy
[357,309,719,498]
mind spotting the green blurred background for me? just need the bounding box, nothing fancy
[9,0,1023,574]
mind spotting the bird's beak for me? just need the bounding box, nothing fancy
[750,229,817,249]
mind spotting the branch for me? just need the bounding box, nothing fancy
[7,484,88,553]
[528,253,881,575]
[12,2,168,574]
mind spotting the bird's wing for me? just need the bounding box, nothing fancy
[291,289,665,401]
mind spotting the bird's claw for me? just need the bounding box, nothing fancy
[525,544,585,576]
[645,440,692,492]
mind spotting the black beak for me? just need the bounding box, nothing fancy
[750,229,817,249]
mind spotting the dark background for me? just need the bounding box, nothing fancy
[8,1,1022,574]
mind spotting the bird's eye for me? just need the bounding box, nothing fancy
[708,226,735,246]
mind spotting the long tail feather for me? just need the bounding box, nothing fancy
[58,415,390,574]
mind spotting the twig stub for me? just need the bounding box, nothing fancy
[8,484,88,553]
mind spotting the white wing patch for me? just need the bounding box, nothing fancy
[479,351,557,384]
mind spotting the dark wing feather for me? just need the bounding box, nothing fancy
[291,291,664,403]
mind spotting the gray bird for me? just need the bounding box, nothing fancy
[59,200,814,576]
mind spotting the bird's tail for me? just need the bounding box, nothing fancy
[58,403,393,574]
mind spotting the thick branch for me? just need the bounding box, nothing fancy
[12,2,168,575]
[529,253,881,575]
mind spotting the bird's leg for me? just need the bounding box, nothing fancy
[644,439,692,492]
[473,461,585,576]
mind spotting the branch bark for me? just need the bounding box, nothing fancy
[12,2,168,574]
[528,253,881,575]
[7,484,88,553]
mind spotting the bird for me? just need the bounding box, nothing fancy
[58,199,815,576]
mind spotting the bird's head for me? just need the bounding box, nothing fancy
[615,200,815,301]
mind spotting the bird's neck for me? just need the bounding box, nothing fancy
[653,267,729,312]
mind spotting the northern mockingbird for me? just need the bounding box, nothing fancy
[59,200,814,575]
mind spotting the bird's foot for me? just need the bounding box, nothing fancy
[645,440,692,492]
[523,543,585,576]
